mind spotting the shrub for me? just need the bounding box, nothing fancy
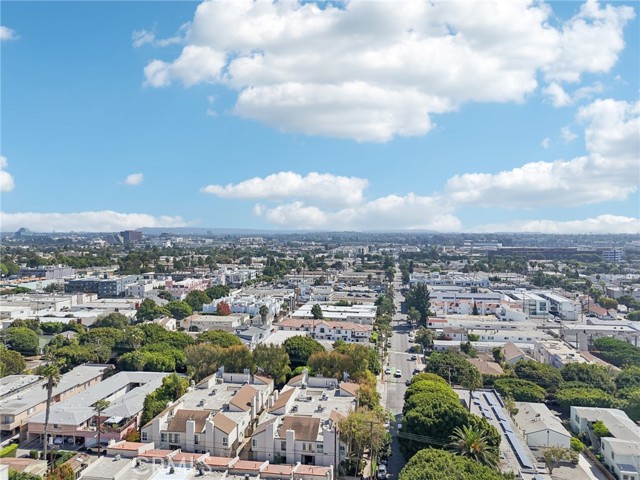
[570,437,585,452]
[0,443,18,458]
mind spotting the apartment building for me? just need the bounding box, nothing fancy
[0,364,110,438]
[250,372,357,467]
[26,371,168,447]
[141,372,274,457]
[277,319,372,344]
[533,340,589,369]
[290,304,377,325]
[571,407,640,480]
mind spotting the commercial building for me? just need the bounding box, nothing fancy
[290,304,376,325]
[18,265,75,280]
[277,319,372,344]
[65,276,139,298]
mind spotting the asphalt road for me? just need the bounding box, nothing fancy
[382,274,419,478]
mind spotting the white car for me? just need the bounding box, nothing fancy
[377,465,388,479]
[385,367,392,375]
[394,369,402,378]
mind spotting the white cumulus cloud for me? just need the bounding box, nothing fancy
[0,156,15,192]
[472,215,640,234]
[0,211,187,233]
[202,171,368,208]
[142,0,634,142]
[0,26,17,41]
[123,173,144,186]
[445,98,639,208]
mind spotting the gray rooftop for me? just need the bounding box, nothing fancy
[30,371,168,426]
[0,375,41,400]
[0,364,110,415]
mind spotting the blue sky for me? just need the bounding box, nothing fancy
[1,0,639,233]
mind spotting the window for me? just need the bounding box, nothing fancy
[141,432,148,442]
[195,435,199,445]
[317,444,323,453]
[302,443,307,451]
[53,424,60,429]
[252,439,257,448]
[281,441,286,451]
[161,433,167,442]
[222,437,228,447]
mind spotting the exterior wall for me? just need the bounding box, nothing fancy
[526,429,570,449]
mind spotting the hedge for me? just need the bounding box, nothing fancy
[0,443,18,458]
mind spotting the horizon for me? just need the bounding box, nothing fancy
[1,0,639,234]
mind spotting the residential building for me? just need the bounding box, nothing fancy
[533,340,588,369]
[18,265,75,280]
[571,407,640,480]
[277,319,373,344]
[181,313,249,332]
[290,304,376,325]
[250,371,357,467]
[26,371,169,447]
[535,291,579,321]
[141,371,274,457]
[0,364,110,438]
[513,402,570,449]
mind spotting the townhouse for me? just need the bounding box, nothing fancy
[141,371,274,457]
[249,372,357,467]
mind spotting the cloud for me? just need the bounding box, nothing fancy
[254,194,461,231]
[0,26,17,41]
[472,215,640,234]
[123,173,144,186]
[541,137,551,149]
[132,28,184,48]
[142,0,634,141]
[0,156,15,192]
[445,98,639,208]
[560,126,578,143]
[0,211,187,233]
[202,171,368,208]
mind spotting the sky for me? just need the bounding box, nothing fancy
[1,0,639,234]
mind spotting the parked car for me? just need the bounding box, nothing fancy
[377,464,388,479]
[410,354,417,360]
[394,369,402,378]
[385,367,392,375]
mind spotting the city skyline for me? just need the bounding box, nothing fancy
[1,0,639,234]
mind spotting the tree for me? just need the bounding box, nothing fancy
[0,346,26,377]
[45,463,75,480]
[216,301,232,316]
[415,327,434,351]
[219,345,255,373]
[542,446,576,476]
[283,336,325,368]
[408,307,420,325]
[311,304,323,319]
[404,284,431,326]
[447,425,499,467]
[591,420,611,438]
[41,363,62,468]
[339,408,389,476]
[92,312,130,330]
[6,327,40,355]
[555,387,618,410]
[616,366,640,390]
[93,399,110,454]
[592,337,640,367]
[628,310,640,321]
[461,368,483,411]
[598,297,618,310]
[136,298,170,322]
[185,343,222,382]
[259,305,269,323]
[253,344,291,385]
[472,302,479,316]
[561,363,615,393]
[514,360,563,390]
[493,378,546,402]
[165,301,193,320]
[492,347,504,364]
[197,330,242,348]
[309,351,351,379]
[205,285,230,300]
[460,341,478,358]
[399,449,511,480]
[424,351,480,386]
[185,290,211,312]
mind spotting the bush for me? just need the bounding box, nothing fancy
[494,377,546,402]
[570,437,585,452]
[29,450,40,460]
[399,449,512,480]
[0,443,18,458]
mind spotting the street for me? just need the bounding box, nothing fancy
[382,272,419,478]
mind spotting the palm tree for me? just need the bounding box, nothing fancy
[41,363,61,470]
[461,368,483,412]
[93,399,110,455]
[259,305,269,324]
[447,425,498,468]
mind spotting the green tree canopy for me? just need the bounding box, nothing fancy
[555,387,618,410]
[165,300,193,320]
[283,335,325,367]
[197,330,242,348]
[6,327,40,355]
[616,366,640,390]
[136,298,170,321]
[92,312,130,330]
[592,337,640,367]
[311,304,324,319]
[399,448,511,480]
[0,346,26,377]
[514,360,563,390]
[424,351,480,386]
[404,284,432,326]
[494,377,546,402]
[205,285,230,300]
[561,363,616,393]
[185,290,212,312]
[253,344,291,385]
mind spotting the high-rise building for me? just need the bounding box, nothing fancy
[120,230,143,244]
